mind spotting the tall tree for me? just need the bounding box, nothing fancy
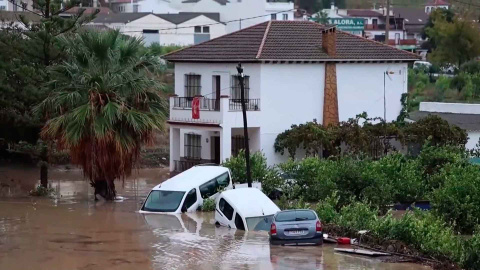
[425,11,480,66]
[0,1,96,187]
[36,30,168,200]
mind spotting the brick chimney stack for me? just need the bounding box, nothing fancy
[322,27,337,56]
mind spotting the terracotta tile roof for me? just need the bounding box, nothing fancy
[164,20,420,62]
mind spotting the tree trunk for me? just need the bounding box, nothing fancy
[40,164,48,188]
[91,179,116,201]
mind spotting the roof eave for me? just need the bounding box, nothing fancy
[164,58,419,63]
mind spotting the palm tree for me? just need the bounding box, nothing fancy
[36,30,168,200]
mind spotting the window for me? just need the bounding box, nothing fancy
[372,18,378,25]
[231,75,250,100]
[142,29,160,46]
[275,210,317,222]
[185,74,201,97]
[203,26,210,33]
[282,13,288,20]
[184,133,201,159]
[246,215,274,231]
[271,14,277,20]
[199,172,230,198]
[219,198,234,220]
[0,6,5,10]
[231,135,246,156]
[181,188,197,212]
[142,190,185,212]
[194,26,201,33]
[235,213,245,230]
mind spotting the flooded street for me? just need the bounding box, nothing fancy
[0,166,431,270]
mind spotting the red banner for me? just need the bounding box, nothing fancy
[192,97,200,119]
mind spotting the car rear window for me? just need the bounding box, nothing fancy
[275,210,316,222]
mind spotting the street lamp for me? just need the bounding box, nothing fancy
[236,63,252,188]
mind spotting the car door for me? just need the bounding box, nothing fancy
[181,188,199,213]
[215,198,235,228]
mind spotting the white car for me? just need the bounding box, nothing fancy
[140,166,233,214]
[215,188,280,231]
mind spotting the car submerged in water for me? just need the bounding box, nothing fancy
[215,188,280,231]
[269,209,323,246]
[140,166,233,214]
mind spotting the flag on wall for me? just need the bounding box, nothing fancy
[192,97,200,119]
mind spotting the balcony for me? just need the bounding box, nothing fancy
[365,24,405,30]
[173,159,215,173]
[172,96,220,111]
[169,95,261,128]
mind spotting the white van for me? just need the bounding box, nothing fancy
[140,165,232,214]
[215,188,280,231]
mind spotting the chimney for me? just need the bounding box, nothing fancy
[330,2,335,10]
[322,26,336,56]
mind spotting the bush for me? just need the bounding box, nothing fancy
[29,185,54,197]
[315,193,339,224]
[334,201,379,231]
[460,60,480,74]
[223,150,282,196]
[461,230,480,270]
[431,163,480,234]
[201,198,215,212]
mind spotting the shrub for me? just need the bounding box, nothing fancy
[334,201,379,231]
[461,230,480,270]
[223,150,282,196]
[431,163,480,234]
[201,198,215,212]
[315,194,339,224]
[460,60,480,74]
[29,185,54,196]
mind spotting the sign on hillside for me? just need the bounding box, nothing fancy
[327,18,364,35]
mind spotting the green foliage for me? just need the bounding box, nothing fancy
[201,198,216,212]
[431,164,480,234]
[223,150,281,196]
[334,201,379,231]
[29,185,55,196]
[426,10,480,66]
[460,60,480,74]
[461,230,480,270]
[404,115,468,147]
[315,193,339,224]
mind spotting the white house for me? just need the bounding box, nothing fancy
[90,12,225,46]
[161,0,294,33]
[425,0,449,14]
[109,0,179,13]
[164,20,418,173]
[409,102,480,150]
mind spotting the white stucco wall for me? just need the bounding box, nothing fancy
[259,63,325,165]
[97,14,225,46]
[420,102,480,114]
[467,131,480,150]
[336,63,407,123]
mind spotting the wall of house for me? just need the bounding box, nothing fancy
[101,15,225,46]
[259,63,326,165]
[467,131,480,150]
[336,63,407,123]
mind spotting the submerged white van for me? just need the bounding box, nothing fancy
[140,166,233,214]
[215,188,280,231]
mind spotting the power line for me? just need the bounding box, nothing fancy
[115,8,296,33]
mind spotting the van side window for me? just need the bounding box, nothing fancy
[216,173,229,190]
[199,172,230,199]
[182,188,197,212]
[219,198,234,220]
[235,213,245,230]
[199,179,216,199]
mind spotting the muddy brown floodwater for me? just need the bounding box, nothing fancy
[0,166,431,270]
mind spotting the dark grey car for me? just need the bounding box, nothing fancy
[269,209,323,246]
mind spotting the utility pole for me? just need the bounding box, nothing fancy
[236,63,252,188]
[385,0,390,44]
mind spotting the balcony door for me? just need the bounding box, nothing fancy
[211,136,220,164]
[212,75,221,111]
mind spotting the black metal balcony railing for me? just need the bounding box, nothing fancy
[174,159,214,172]
[229,99,260,111]
[173,97,220,111]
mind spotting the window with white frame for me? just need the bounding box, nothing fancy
[184,74,201,97]
[282,13,288,20]
[0,6,5,10]
[231,75,250,100]
[271,14,277,20]
[184,134,201,159]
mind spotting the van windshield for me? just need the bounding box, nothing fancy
[142,190,185,212]
[245,215,274,231]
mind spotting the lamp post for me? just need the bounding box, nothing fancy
[236,63,252,188]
